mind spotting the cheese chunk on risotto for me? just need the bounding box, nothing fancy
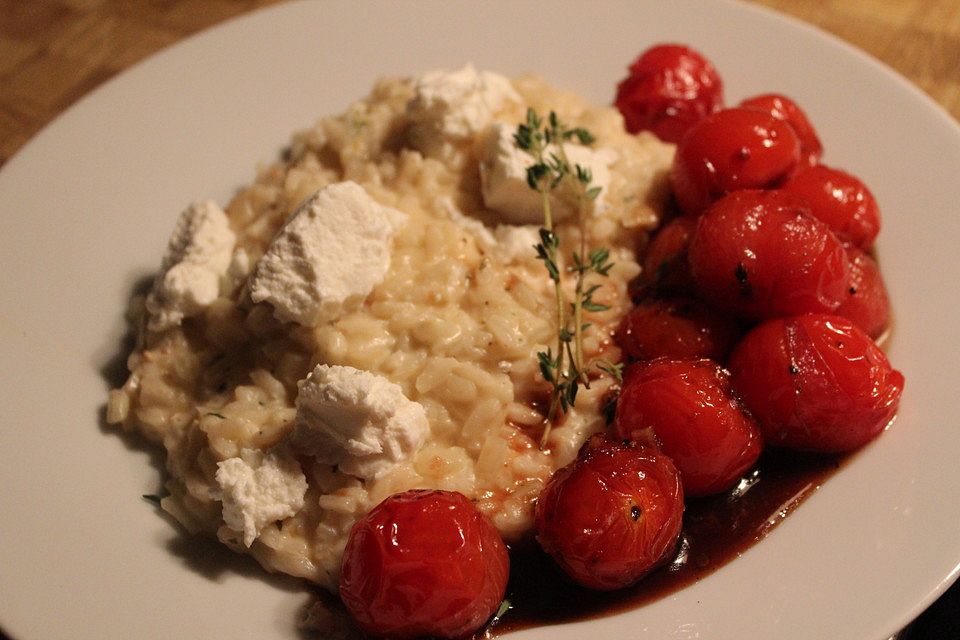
[292,364,429,479]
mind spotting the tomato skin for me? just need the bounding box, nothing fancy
[728,314,904,453]
[688,189,851,320]
[339,490,509,639]
[615,358,763,496]
[781,164,881,249]
[614,44,724,143]
[535,436,684,590]
[637,216,698,297]
[615,298,740,362]
[670,107,801,216]
[835,246,890,339]
[740,93,823,167]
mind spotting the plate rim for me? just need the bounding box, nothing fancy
[1,1,958,639]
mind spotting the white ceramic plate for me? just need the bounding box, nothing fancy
[1,1,958,638]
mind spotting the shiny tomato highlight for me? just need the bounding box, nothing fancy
[535,436,684,590]
[740,93,823,167]
[339,490,509,639]
[781,164,881,249]
[688,190,851,320]
[670,107,801,216]
[835,246,891,339]
[615,358,763,496]
[615,44,724,143]
[728,314,904,453]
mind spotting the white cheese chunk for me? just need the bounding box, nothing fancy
[493,224,540,263]
[291,364,429,480]
[441,197,496,246]
[442,198,540,263]
[407,65,520,156]
[249,181,406,326]
[220,247,251,295]
[479,122,616,225]
[145,200,236,331]
[215,448,307,548]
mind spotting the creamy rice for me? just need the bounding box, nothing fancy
[107,73,673,590]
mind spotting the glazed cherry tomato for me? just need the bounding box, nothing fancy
[614,44,723,143]
[728,314,904,453]
[636,216,698,297]
[339,490,509,639]
[670,107,801,216]
[688,190,851,320]
[781,164,881,249]
[740,93,823,166]
[615,358,762,496]
[535,436,683,590]
[835,246,890,339]
[615,298,740,362]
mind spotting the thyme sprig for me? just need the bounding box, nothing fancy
[514,108,621,448]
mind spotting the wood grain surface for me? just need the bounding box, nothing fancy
[1,0,958,166]
[0,1,957,638]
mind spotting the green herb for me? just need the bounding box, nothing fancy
[205,412,227,419]
[595,359,624,383]
[482,598,513,636]
[514,108,619,447]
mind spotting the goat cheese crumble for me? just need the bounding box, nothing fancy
[249,181,406,326]
[407,64,520,157]
[215,448,308,548]
[479,122,616,225]
[145,200,236,331]
[291,364,430,480]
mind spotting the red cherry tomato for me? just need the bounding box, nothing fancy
[535,436,683,590]
[781,164,881,249]
[615,358,762,496]
[615,298,740,362]
[670,107,801,216]
[740,93,823,167]
[614,44,724,143]
[637,216,698,297]
[835,246,891,339]
[728,314,904,453]
[688,189,851,320]
[339,490,509,639]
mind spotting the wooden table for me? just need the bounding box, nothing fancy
[0,1,956,638]
[1,0,958,166]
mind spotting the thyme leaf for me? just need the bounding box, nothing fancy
[514,108,620,448]
[482,598,513,637]
[596,359,624,384]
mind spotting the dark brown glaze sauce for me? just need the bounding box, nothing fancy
[488,448,844,636]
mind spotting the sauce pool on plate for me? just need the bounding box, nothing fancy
[494,448,844,634]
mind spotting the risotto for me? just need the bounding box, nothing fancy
[106,68,673,591]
